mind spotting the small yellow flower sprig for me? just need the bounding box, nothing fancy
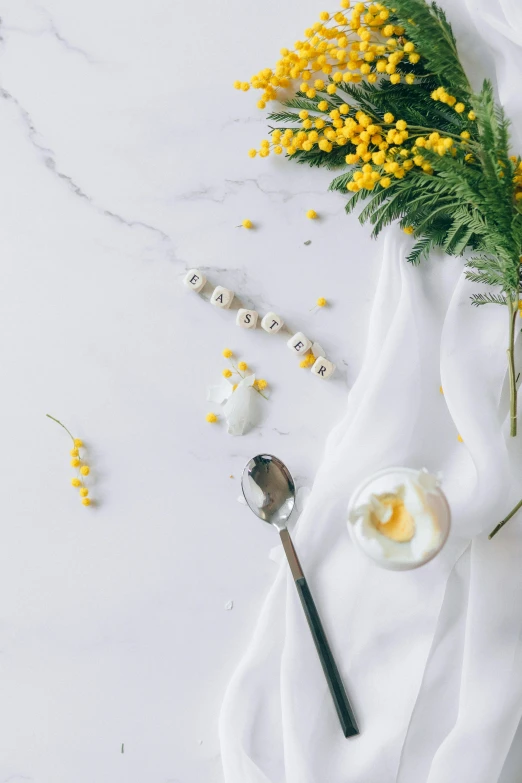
[300,353,317,368]
[46,414,92,506]
[310,296,328,311]
[235,1,418,113]
[222,348,270,400]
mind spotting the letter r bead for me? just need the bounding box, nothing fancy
[311,356,336,380]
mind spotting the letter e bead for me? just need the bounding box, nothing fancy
[287,331,312,355]
[236,309,258,329]
[183,269,206,293]
[210,286,234,309]
[261,312,284,333]
[311,356,336,379]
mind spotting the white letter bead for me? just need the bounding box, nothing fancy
[261,312,284,333]
[287,332,312,355]
[236,309,258,329]
[210,286,234,309]
[311,356,336,379]
[184,269,206,292]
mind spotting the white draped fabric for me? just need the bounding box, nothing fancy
[220,2,522,780]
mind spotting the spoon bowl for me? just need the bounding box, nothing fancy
[242,454,295,530]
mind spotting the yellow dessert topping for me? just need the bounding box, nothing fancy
[371,493,415,542]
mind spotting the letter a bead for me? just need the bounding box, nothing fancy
[287,332,312,355]
[236,309,258,329]
[261,312,284,333]
[210,286,234,309]
[311,356,336,379]
[183,269,206,292]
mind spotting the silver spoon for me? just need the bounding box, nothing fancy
[242,454,359,738]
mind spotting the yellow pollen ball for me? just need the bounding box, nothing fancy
[70,448,79,457]
[222,369,232,378]
[238,361,248,371]
[457,434,464,443]
[256,379,268,390]
[403,226,414,235]
[80,487,89,497]
[300,359,309,368]
[306,209,318,219]
[71,478,81,487]
[82,498,92,506]
[317,297,327,307]
[242,219,253,229]
[71,458,80,467]
[206,413,218,423]
[222,348,233,358]
[80,465,90,476]
[74,439,83,448]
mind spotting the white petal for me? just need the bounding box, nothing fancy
[312,342,326,359]
[207,377,233,404]
[224,381,255,435]
[296,486,311,514]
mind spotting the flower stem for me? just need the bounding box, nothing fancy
[507,297,518,437]
[489,497,522,539]
[46,413,75,443]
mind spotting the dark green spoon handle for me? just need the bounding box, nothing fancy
[280,529,359,738]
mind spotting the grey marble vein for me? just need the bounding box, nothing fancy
[1,87,177,251]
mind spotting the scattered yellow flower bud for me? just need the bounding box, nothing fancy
[222,348,233,358]
[316,297,327,307]
[82,497,92,506]
[468,110,476,120]
[70,448,79,457]
[403,226,414,235]
[404,42,415,53]
[307,353,316,366]
[80,487,89,497]
[80,465,90,476]
[439,386,444,394]
[457,434,464,443]
[256,379,268,390]
[74,439,83,448]
[300,359,309,368]
[248,149,257,158]
[232,383,238,391]
[242,219,253,229]
[238,361,248,371]
[306,209,318,219]
[71,458,80,467]
[223,369,233,378]
[206,413,218,423]
[383,112,394,124]
[71,478,81,487]
[396,120,407,131]
[455,103,465,113]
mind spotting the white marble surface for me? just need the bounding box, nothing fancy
[0,1,386,781]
